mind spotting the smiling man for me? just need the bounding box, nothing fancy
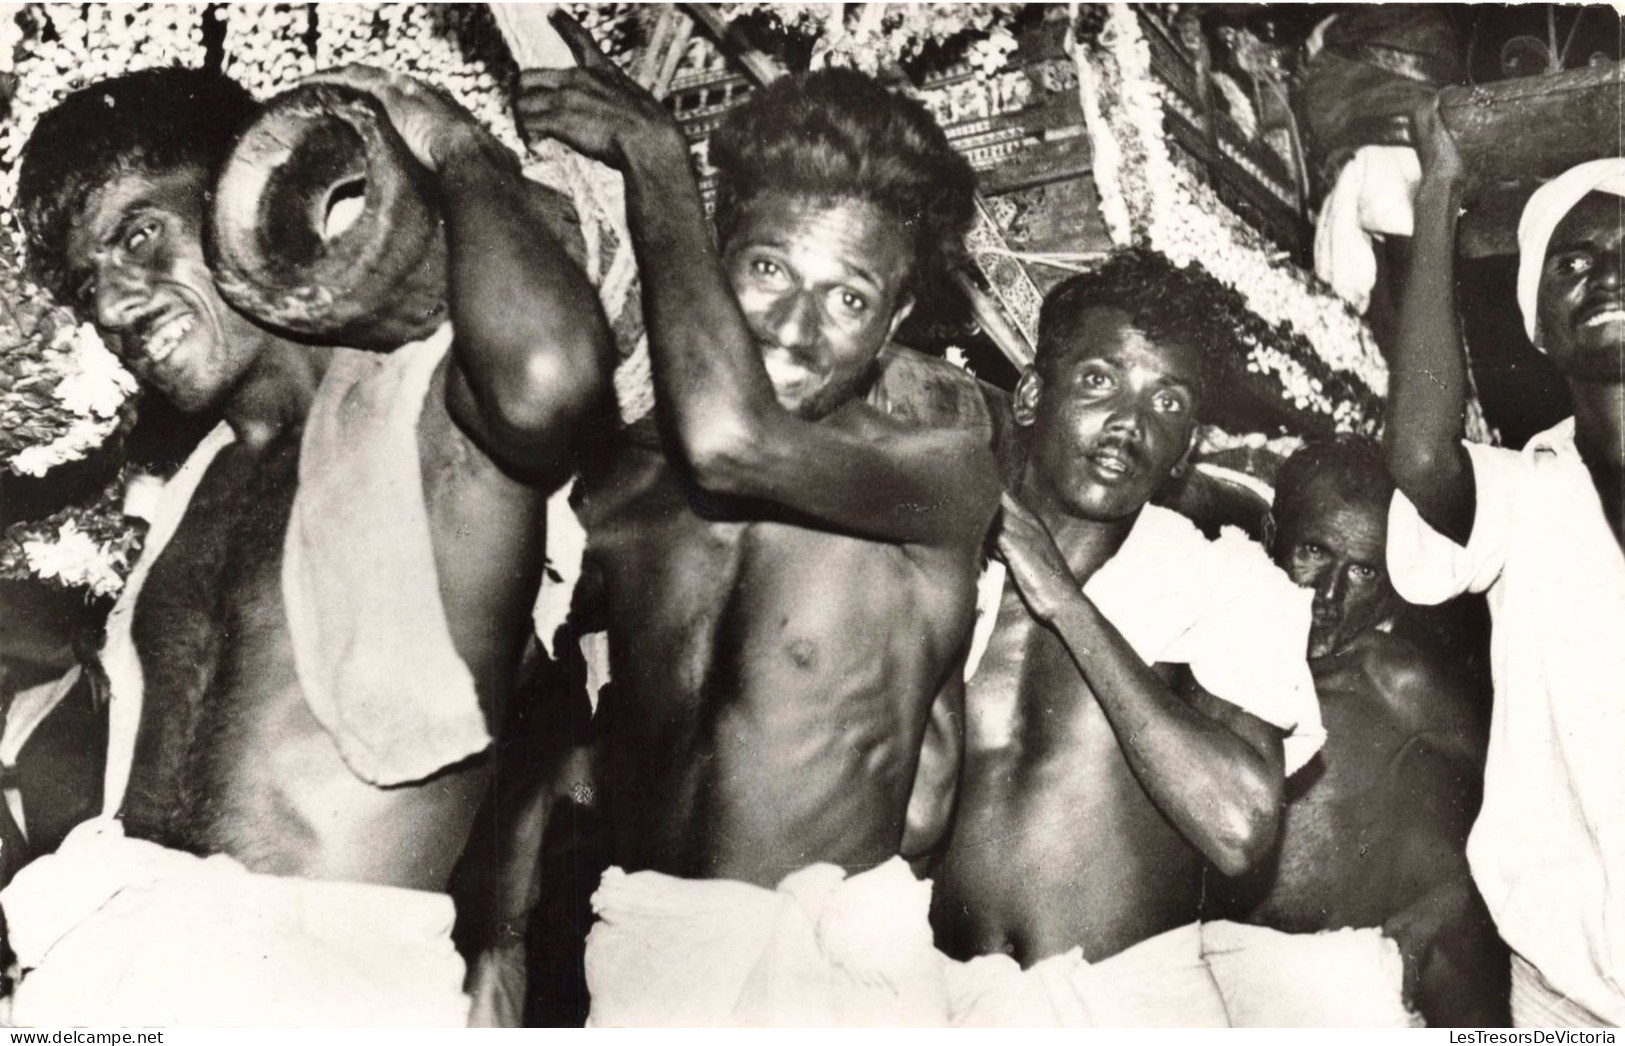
[1383,103,1625,1027]
[1201,435,1505,1028]
[0,67,611,1025]
[926,251,1322,1027]
[517,17,997,1026]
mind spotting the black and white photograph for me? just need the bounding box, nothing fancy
[0,1,1619,1030]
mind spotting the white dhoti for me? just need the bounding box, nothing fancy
[1511,953,1613,1028]
[943,922,1230,1027]
[1201,919,1423,1027]
[0,820,469,1027]
[583,857,948,1027]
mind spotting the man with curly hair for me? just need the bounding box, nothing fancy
[0,65,611,1025]
[519,15,998,1026]
[925,251,1323,1026]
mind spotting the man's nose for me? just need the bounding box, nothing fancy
[1316,566,1347,606]
[1104,399,1147,440]
[768,291,819,351]
[1592,249,1622,291]
[94,265,153,332]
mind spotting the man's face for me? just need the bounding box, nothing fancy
[1536,191,1625,383]
[64,163,270,414]
[723,192,914,419]
[1018,308,1201,522]
[1273,485,1400,661]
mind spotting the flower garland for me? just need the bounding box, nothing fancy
[714,3,1023,79]
[0,475,146,597]
[1075,5,1386,433]
[0,4,207,210]
[1,217,136,477]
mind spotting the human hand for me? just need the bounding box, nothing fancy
[995,493,1079,624]
[1410,94,1464,189]
[304,64,488,173]
[514,11,687,172]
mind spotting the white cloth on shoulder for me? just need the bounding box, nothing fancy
[1201,919,1422,1027]
[943,921,1228,1027]
[1387,422,1625,1026]
[1515,158,1625,345]
[967,505,1322,774]
[583,857,949,1027]
[0,819,468,1027]
[284,324,492,786]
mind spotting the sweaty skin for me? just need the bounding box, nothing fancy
[523,17,998,887]
[930,310,1287,966]
[65,69,610,891]
[1206,465,1504,1026]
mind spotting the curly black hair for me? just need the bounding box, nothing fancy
[16,67,261,303]
[1034,248,1254,397]
[709,68,975,294]
[1272,433,1394,528]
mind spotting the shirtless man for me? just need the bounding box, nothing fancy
[1202,435,1505,1027]
[518,17,998,1025]
[0,66,610,1026]
[1383,101,1625,1026]
[927,251,1323,1027]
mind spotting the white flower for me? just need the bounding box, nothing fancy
[21,519,124,597]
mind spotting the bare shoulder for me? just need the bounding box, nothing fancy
[1358,630,1483,769]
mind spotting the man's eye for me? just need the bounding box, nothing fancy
[1554,253,1594,277]
[750,259,783,279]
[125,221,157,253]
[1154,391,1186,414]
[834,289,868,314]
[1082,371,1112,389]
[1298,543,1325,559]
[1350,564,1378,582]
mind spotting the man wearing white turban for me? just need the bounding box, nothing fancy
[1383,100,1625,1027]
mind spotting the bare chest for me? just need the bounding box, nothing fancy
[121,437,300,852]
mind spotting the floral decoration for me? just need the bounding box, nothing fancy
[1074,4,1386,434]
[0,475,146,597]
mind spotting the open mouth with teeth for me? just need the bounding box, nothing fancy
[1087,444,1138,480]
[1579,306,1625,330]
[139,312,197,364]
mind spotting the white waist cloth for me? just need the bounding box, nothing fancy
[1512,953,1613,1028]
[583,857,948,1027]
[1201,919,1422,1028]
[0,819,468,1027]
[942,922,1228,1027]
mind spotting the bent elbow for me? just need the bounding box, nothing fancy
[488,339,604,438]
[1208,781,1281,878]
[679,413,765,496]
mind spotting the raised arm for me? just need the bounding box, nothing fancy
[1385,98,1476,545]
[997,494,1284,876]
[311,65,613,489]
[518,17,998,548]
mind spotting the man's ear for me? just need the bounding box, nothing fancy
[1169,424,1201,479]
[1013,366,1042,426]
[1261,508,1278,554]
[886,296,916,343]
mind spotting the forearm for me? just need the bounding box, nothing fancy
[1387,178,1475,542]
[438,134,612,469]
[1047,595,1278,874]
[622,144,779,442]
